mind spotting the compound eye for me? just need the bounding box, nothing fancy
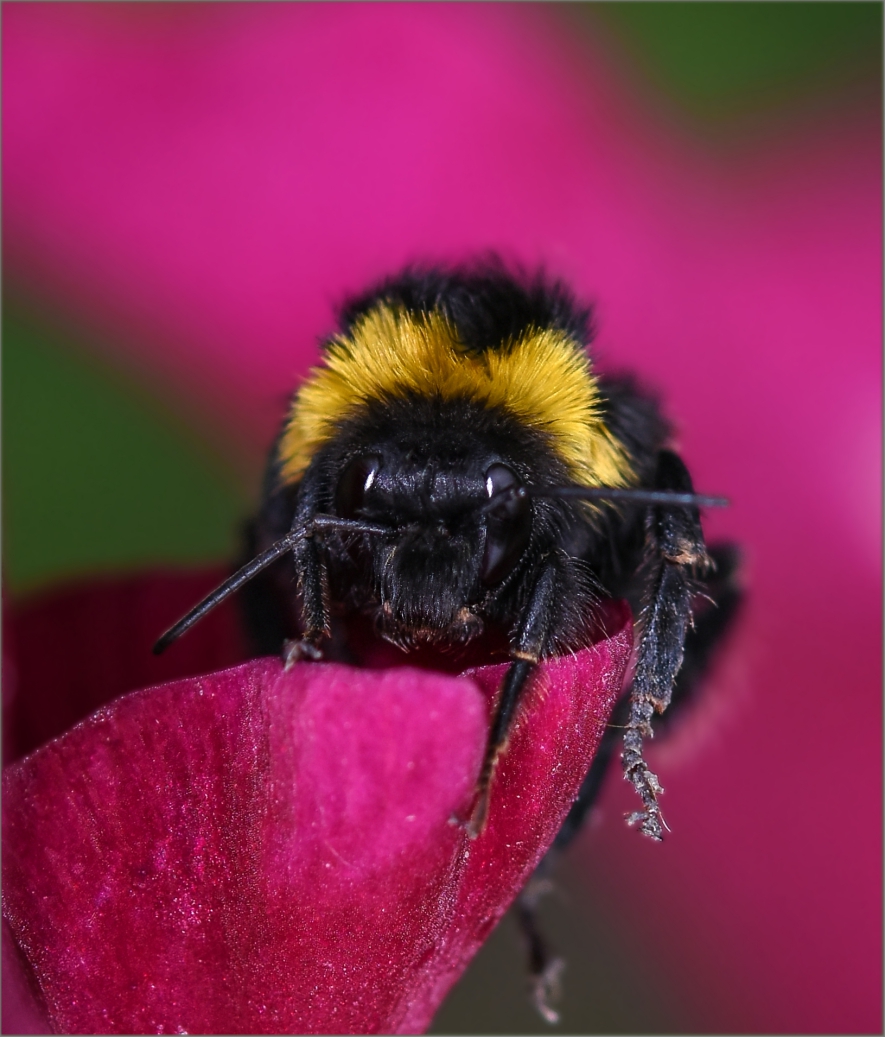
[335,454,381,519]
[481,463,532,586]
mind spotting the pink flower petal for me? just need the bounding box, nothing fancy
[4,570,249,763]
[3,607,632,1034]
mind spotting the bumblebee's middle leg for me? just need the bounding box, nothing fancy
[467,563,558,837]
[514,862,565,1024]
[623,448,710,840]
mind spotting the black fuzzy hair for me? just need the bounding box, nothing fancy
[339,258,594,355]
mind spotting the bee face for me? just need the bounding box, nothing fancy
[330,448,533,647]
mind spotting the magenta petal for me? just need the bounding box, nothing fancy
[3,609,631,1035]
[2,919,51,1034]
[5,569,249,762]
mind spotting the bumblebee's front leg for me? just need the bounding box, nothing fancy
[624,449,711,839]
[467,563,558,837]
[283,490,332,669]
[282,535,330,667]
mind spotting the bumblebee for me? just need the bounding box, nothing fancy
[156,262,736,839]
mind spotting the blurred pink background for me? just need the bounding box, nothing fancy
[3,3,881,1033]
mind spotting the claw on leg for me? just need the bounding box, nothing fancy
[531,957,565,1025]
[465,781,492,839]
[517,872,564,1025]
[282,638,324,670]
[466,737,508,838]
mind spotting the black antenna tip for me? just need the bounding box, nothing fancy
[152,631,176,655]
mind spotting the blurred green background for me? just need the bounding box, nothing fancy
[4,2,879,599]
[3,302,244,593]
[591,1,879,121]
[2,4,881,1033]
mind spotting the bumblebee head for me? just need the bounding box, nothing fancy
[330,439,533,648]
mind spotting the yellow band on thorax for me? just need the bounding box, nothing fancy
[279,305,634,489]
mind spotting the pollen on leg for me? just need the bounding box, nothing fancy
[622,714,665,841]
